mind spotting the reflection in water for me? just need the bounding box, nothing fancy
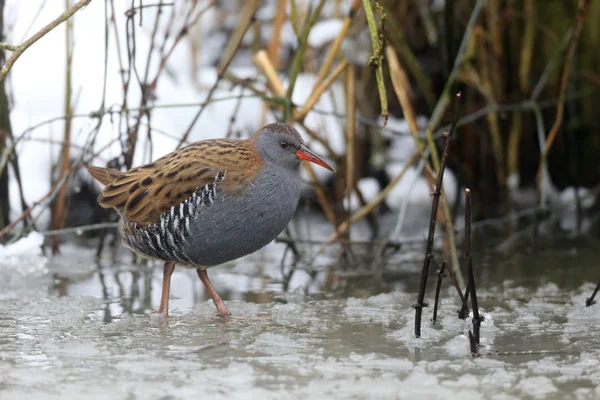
[3,222,600,399]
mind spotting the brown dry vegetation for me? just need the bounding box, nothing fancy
[0,0,598,264]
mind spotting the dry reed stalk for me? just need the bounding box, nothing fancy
[507,112,522,178]
[253,49,287,96]
[252,48,289,126]
[537,0,592,201]
[428,0,484,130]
[519,0,536,93]
[385,46,419,136]
[362,0,387,127]
[344,64,356,238]
[295,60,348,123]
[485,0,503,100]
[311,0,361,88]
[50,0,75,254]
[266,0,288,66]
[0,0,9,230]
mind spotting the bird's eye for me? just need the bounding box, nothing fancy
[279,142,289,149]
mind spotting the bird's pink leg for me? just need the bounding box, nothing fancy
[196,269,232,318]
[159,261,176,316]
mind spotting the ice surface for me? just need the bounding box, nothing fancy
[1,247,600,400]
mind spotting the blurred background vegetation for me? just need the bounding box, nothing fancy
[0,0,598,274]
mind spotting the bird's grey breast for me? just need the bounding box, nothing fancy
[120,171,226,265]
[184,166,302,266]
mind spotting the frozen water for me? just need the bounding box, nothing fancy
[1,235,600,399]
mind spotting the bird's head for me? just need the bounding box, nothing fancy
[254,123,335,173]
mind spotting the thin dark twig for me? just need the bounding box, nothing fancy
[431,260,447,323]
[444,262,469,319]
[465,188,482,346]
[585,280,600,307]
[413,91,461,338]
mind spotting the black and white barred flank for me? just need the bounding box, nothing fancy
[122,171,226,265]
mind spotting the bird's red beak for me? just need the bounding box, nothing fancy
[296,145,335,172]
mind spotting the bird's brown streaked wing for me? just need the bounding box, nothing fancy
[87,139,265,225]
[88,158,222,226]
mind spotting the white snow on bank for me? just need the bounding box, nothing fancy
[0,231,44,258]
[0,231,47,274]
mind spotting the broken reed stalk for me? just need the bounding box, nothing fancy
[468,330,478,356]
[465,188,482,345]
[344,65,356,238]
[585,280,600,307]
[414,92,461,338]
[431,260,447,323]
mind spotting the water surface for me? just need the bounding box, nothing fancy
[1,221,599,399]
